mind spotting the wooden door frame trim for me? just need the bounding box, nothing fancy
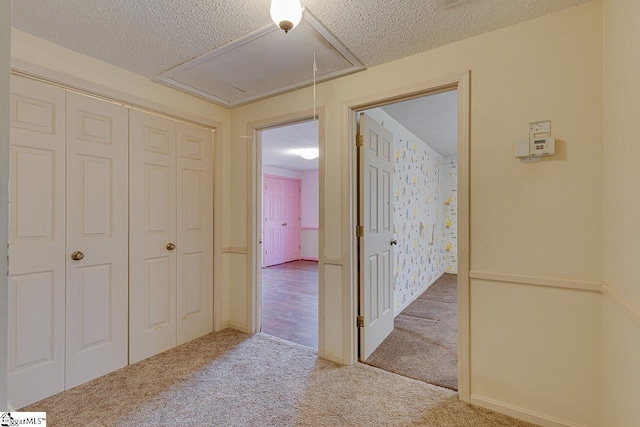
[246,107,326,355]
[342,70,471,402]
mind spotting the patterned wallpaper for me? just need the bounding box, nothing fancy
[393,138,445,313]
[443,157,458,274]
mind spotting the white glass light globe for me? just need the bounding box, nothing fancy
[289,148,319,160]
[270,0,303,33]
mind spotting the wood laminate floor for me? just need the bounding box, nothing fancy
[261,260,318,349]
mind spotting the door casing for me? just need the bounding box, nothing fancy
[247,108,325,353]
[346,71,471,401]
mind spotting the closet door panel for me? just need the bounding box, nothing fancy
[65,92,129,388]
[129,110,177,363]
[8,76,66,408]
[176,123,213,344]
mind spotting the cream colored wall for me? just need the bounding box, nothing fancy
[602,0,640,425]
[229,2,603,425]
[0,0,11,410]
[10,28,233,331]
[10,30,229,125]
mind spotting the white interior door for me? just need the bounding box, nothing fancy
[358,112,395,361]
[176,122,213,344]
[283,179,301,263]
[263,176,284,267]
[65,92,129,388]
[129,110,177,364]
[8,76,66,408]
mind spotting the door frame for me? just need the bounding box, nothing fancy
[246,107,325,351]
[344,71,470,401]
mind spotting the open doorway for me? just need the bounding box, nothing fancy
[357,89,459,390]
[259,120,319,349]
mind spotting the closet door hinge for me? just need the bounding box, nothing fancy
[356,134,364,147]
[357,315,365,328]
[356,225,364,237]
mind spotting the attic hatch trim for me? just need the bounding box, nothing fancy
[433,0,472,10]
[153,10,365,108]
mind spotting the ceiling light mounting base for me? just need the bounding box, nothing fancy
[279,20,294,33]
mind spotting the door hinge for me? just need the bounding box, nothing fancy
[356,225,364,237]
[356,134,364,147]
[357,315,365,328]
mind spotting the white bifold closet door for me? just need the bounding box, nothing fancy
[8,77,130,408]
[175,122,213,345]
[65,92,129,388]
[8,76,67,409]
[129,110,213,363]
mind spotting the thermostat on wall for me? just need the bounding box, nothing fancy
[515,120,555,162]
[529,136,555,157]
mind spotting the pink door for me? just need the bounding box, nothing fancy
[263,175,301,267]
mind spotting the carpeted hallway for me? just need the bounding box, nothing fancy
[23,328,534,426]
[365,273,458,390]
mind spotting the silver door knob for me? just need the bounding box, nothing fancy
[71,251,84,261]
[166,243,176,251]
[390,240,398,246]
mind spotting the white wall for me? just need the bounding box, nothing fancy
[0,0,10,411]
[602,0,640,425]
[228,2,604,425]
[301,170,319,261]
[301,170,319,228]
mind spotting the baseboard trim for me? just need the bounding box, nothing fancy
[469,271,602,293]
[228,321,249,333]
[470,395,584,427]
[216,321,230,332]
[301,257,319,261]
[320,350,344,365]
[601,281,640,327]
[323,257,343,266]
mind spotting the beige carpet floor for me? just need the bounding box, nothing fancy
[23,328,535,427]
[364,273,458,390]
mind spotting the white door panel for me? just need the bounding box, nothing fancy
[8,76,66,408]
[129,110,177,363]
[65,92,129,388]
[359,113,394,361]
[176,122,213,344]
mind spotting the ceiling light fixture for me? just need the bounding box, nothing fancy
[290,148,319,160]
[270,0,303,33]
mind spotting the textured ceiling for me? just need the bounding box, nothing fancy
[12,0,591,80]
[262,120,319,172]
[155,13,364,106]
[381,90,458,157]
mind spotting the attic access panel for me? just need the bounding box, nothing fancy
[155,11,365,107]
